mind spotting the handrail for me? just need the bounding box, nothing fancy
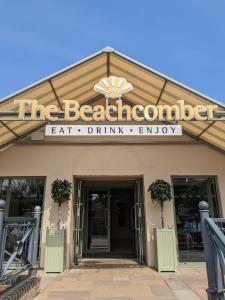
[4,216,37,222]
[0,199,41,283]
[199,201,225,300]
[205,218,225,253]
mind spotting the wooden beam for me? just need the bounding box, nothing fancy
[0,122,46,150]
[49,80,63,110]
[0,121,19,137]
[197,121,216,138]
[155,80,167,105]
[107,52,110,77]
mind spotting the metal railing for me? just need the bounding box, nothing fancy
[199,201,225,300]
[0,199,41,284]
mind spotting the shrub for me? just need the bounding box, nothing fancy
[51,179,72,228]
[148,179,171,228]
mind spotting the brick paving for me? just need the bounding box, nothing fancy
[35,259,208,300]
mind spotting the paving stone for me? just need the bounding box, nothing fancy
[36,262,208,300]
[150,284,175,296]
[165,278,187,290]
[46,290,90,299]
[87,297,132,300]
[130,279,161,286]
[113,276,130,281]
[173,289,202,300]
[130,276,164,285]
[90,286,130,297]
[128,286,154,297]
[185,283,207,300]
[95,280,130,286]
[47,280,94,291]
[134,297,177,300]
[159,272,177,280]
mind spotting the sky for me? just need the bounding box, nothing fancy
[0,1,225,103]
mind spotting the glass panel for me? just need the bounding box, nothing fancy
[87,190,109,250]
[116,202,126,227]
[74,180,84,264]
[134,180,144,264]
[173,177,219,262]
[0,177,45,216]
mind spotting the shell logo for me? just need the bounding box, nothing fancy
[94,76,133,99]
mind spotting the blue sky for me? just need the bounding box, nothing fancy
[0,1,225,103]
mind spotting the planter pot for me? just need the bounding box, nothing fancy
[155,226,177,272]
[44,228,66,273]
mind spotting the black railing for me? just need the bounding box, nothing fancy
[0,199,41,284]
[199,201,225,300]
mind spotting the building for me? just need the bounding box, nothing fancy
[0,47,224,268]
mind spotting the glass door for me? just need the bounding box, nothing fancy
[86,188,110,253]
[134,180,144,264]
[74,180,84,264]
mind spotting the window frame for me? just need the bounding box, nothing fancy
[0,176,47,217]
[170,175,222,263]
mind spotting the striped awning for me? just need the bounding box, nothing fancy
[0,47,225,152]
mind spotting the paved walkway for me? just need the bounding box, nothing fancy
[35,259,208,300]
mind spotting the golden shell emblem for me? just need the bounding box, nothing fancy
[94,76,133,99]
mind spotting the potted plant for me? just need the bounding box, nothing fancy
[44,179,72,273]
[148,179,177,272]
[51,179,72,229]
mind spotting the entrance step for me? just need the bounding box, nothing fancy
[76,258,142,269]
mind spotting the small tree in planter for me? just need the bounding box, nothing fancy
[51,179,72,229]
[45,179,72,273]
[148,179,177,272]
[148,179,171,228]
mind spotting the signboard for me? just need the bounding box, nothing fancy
[13,99,217,122]
[45,125,182,136]
[1,75,222,143]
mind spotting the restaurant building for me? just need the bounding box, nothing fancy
[0,47,225,269]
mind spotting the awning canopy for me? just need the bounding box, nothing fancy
[0,46,225,153]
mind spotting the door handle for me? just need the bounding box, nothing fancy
[104,208,108,229]
[104,208,110,229]
[131,206,135,229]
[80,204,84,230]
[134,204,140,230]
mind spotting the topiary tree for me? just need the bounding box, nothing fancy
[51,179,72,229]
[148,179,171,228]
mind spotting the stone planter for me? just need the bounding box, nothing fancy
[44,228,66,273]
[155,226,177,272]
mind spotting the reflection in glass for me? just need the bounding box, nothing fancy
[0,178,45,216]
[87,190,109,250]
[173,177,219,262]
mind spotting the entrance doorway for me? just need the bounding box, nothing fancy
[110,188,135,254]
[74,179,145,265]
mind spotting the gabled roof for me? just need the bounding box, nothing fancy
[0,46,225,153]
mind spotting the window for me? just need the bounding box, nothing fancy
[173,176,220,262]
[0,177,45,217]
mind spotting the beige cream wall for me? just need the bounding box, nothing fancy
[0,142,225,267]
